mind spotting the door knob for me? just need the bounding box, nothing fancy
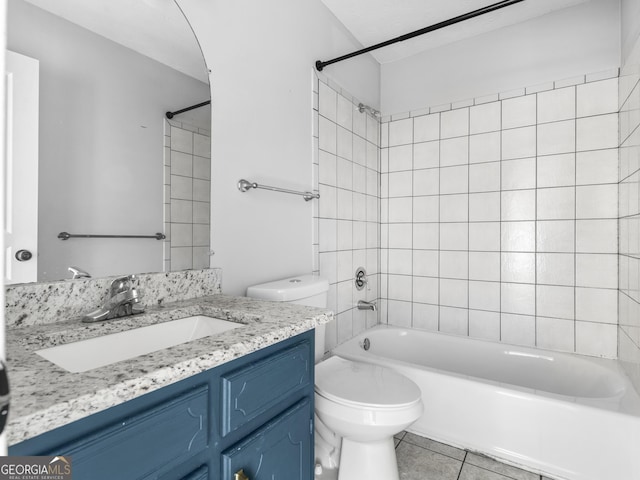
[15,250,32,262]
[234,469,249,480]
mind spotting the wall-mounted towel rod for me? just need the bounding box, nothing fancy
[315,0,525,71]
[165,100,211,119]
[58,232,166,241]
[237,179,320,202]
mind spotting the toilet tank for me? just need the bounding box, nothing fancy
[246,274,329,308]
[246,274,329,363]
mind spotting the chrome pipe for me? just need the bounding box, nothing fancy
[358,103,380,118]
[357,300,377,311]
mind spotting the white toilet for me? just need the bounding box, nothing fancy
[247,274,423,480]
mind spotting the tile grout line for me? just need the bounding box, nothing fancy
[411,116,415,329]
[534,92,538,347]
[467,107,471,336]
[499,99,503,341]
[574,85,578,353]
[438,112,442,332]
[455,450,468,480]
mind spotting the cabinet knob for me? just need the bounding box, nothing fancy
[234,469,249,480]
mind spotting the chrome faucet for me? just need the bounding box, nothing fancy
[357,300,377,311]
[82,274,145,323]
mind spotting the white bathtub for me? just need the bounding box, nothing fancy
[332,325,640,480]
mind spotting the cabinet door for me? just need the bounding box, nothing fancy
[221,341,311,436]
[64,386,208,480]
[221,399,312,480]
[180,465,208,480]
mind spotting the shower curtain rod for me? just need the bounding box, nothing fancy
[165,100,211,119]
[315,0,525,71]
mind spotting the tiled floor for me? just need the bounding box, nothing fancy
[395,432,555,480]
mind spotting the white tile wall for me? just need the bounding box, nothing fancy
[380,75,619,357]
[316,71,624,361]
[314,77,380,352]
[164,121,211,271]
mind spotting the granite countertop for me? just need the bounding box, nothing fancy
[6,294,333,446]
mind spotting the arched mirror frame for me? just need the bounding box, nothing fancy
[6,0,211,283]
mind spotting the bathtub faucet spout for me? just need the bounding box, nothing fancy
[357,300,377,311]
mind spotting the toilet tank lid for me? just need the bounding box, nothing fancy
[246,274,329,302]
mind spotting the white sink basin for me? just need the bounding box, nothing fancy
[36,315,244,373]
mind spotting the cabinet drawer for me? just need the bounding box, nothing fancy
[222,399,312,480]
[221,340,311,435]
[64,385,208,480]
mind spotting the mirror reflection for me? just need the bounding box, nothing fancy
[6,0,211,283]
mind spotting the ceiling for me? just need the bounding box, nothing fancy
[320,0,592,64]
[22,0,209,83]
[21,0,594,78]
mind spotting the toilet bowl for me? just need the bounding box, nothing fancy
[314,356,423,480]
[246,274,424,480]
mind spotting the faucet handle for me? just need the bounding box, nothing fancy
[68,266,91,279]
[109,274,136,296]
[355,267,368,291]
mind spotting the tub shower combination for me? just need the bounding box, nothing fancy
[332,325,640,480]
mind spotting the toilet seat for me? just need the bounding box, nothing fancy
[315,356,421,409]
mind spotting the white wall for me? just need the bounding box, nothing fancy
[622,0,640,62]
[177,0,380,295]
[381,0,620,115]
[8,0,210,281]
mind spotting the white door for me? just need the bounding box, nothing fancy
[2,4,14,455]
[4,50,39,284]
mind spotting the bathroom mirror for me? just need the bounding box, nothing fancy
[6,0,211,282]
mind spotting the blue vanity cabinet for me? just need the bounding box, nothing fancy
[222,398,312,480]
[9,330,315,480]
[179,466,209,480]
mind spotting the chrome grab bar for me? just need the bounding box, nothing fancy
[237,179,320,202]
[58,232,165,240]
